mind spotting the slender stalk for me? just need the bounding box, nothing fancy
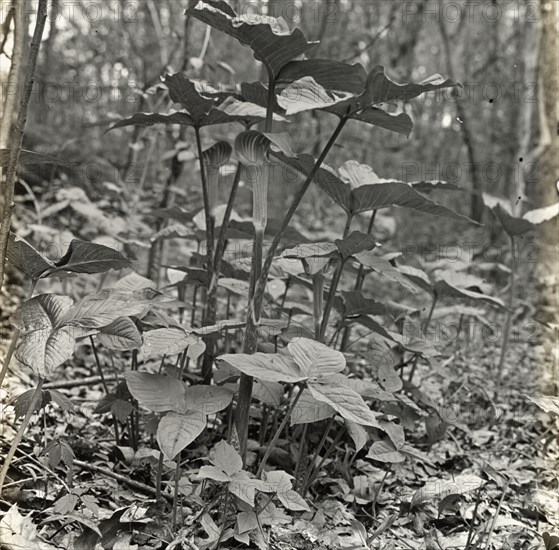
[304,426,344,493]
[318,212,353,342]
[319,260,346,343]
[294,424,308,489]
[0,0,48,289]
[408,292,438,384]
[195,127,216,382]
[0,278,37,389]
[0,378,45,493]
[256,386,303,478]
[495,235,516,397]
[265,80,275,133]
[313,273,325,339]
[340,209,377,350]
[256,117,349,298]
[483,479,510,549]
[300,416,336,495]
[89,336,120,445]
[201,165,243,382]
[465,486,483,550]
[172,451,181,529]
[235,117,349,461]
[89,337,109,394]
[155,452,164,500]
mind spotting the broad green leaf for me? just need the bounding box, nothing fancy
[339,160,387,188]
[366,440,406,463]
[291,389,335,425]
[112,272,157,291]
[335,231,378,258]
[97,317,142,351]
[434,271,505,308]
[142,327,195,357]
[12,295,89,377]
[340,291,387,317]
[7,233,54,279]
[210,441,243,476]
[351,180,477,221]
[308,380,380,427]
[125,372,188,413]
[218,352,306,383]
[108,112,196,131]
[287,338,345,378]
[363,66,458,104]
[252,381,284,405]
[59,289,153,328]
[236,511,259,535]
[186,0,316,79]
[163,72,216,123]
[47,239,130,275]
[197,465,231,483]
[397,264,433,294]
[274,153,352,212]
[157,410,207,459]
[347,108,413,136]
[380,419,405,448]
[264,471,310,511]
[184,386,234,416]
[355,252,423,294]
[277,77,352,115]
[323,66,458,135]
[276,59,367,94]
[345,420,368,451]
[228,470,263,506]
[217,96,287,124]
[483,193,559,236]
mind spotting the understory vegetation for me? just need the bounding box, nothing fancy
[0,1,558,549]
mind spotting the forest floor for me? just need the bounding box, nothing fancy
[0,242,557,550]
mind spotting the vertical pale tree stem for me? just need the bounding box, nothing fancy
[0,0,48,289]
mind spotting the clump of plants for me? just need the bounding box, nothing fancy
[4,1,556,547]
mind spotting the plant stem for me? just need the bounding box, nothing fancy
[294,424,308,489]
[172,451,182,529]
[256,386,303,478]
[313,274,325,339]
[0,278,37,389]
[300,416,336,495]
[155,452,164,500]
[265,80,275,133]
[305,426,344,492]
[340,209,377,350]
[495,235,516,397]
[195,126,216,382]
[0,0,48,289]
[483,479,509,550]
[235,117,348,462]
[0,377,45,494]
[89,336,120,445]
[200,165,243,382]
[465,486,483,550]
[318,212,353,342]
[408,292,438,384]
